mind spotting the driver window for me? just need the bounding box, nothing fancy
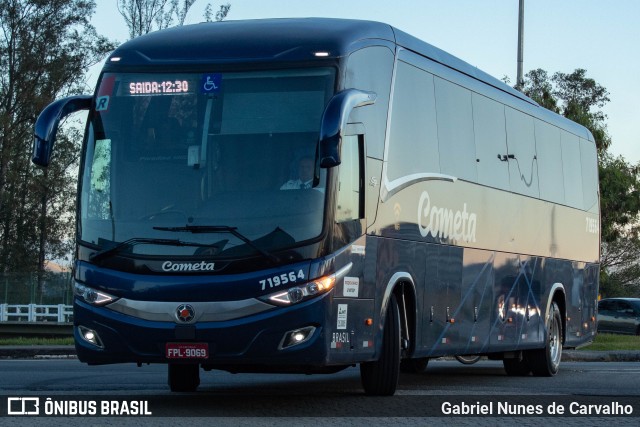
[87,138,112,220]
[336,134,363,223]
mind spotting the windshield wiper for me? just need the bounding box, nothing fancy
[153,225,280,263]
[89,237,224,263]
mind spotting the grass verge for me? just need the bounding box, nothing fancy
[579,333,640,351]
[0,337,74,346]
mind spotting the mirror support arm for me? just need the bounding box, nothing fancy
[318,89,376,168]
[32,95,92,167]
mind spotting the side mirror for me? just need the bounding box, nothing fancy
[318,89,376,168]
[32,95,92,167]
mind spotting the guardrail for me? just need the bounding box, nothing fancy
[0,304,73,323]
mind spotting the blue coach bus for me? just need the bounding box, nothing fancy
[32,18,600,395]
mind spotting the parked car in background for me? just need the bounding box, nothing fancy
[597,298,640,335]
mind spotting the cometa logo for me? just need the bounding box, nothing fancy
[162,261,215,272]
[418,191,478,243]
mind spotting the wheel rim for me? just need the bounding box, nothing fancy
[549,310,561,368]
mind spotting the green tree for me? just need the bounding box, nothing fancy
[522,68,611,153]
[553,69,611,154]
[204,2,230,22]
[598,153,640,297]
[118,0,230,39]
[0,0,115,278]
[521,69,558,112]
[521,69,640,296]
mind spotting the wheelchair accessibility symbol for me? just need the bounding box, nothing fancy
[200,73,222,94]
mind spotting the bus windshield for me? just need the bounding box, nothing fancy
[80,68,335,258]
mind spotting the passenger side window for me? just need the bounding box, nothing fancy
[386,61,440,182]
[473,93,509,191]
[598,300,613,314]
[617,302,633,316]
[535,121,565,204]
[561,130,584,209]
[336,135,363,223]
[505,107,539,198]
[435,77,477,182]
[580,139,599,212]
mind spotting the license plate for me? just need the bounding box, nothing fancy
[165,343,209,359]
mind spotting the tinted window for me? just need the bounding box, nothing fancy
[535,121,565,204]
[561,130,584,209]
[344,47,394,160]
[336,135,362,223]
[598,300,612,312]
[81,69,335,256]
[434,77,477,182]
[505,107,539,198]
[616,301,633,315]
[387,61,439,182]
[580,138,599,212]
[472,93,509,190]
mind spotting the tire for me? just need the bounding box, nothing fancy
[455,355,481,365]
[529,301,563,376]
[503,355,531,376]
[360,294,401,395]
[400,357,429,373]
[168,363,200,392]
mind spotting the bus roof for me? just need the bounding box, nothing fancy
[107,18,593,142]
[108,18,395,66]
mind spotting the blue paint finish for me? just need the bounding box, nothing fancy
[74,292,332,366]
[75,260,312,301]
[373,235,596,360]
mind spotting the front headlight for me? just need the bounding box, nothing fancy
[74,282,118,306]
[259,263,351,307]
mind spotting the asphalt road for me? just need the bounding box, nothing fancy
[1,358,639,425]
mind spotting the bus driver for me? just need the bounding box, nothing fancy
[280,156,314,190]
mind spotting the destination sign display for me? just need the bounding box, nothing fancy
[128,80,190,95]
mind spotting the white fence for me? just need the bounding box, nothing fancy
[0,304,73,323]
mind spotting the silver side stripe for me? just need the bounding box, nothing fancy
[106,298,274,323]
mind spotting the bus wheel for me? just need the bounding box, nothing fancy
[400,357,429,373]
[168,363,200,392]
[529,301,563,376]
[360,294,401,395]
[455,355,481,365]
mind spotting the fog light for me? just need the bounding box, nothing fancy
[279,326,316,350]
[78,325,104,349]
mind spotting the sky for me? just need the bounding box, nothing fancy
[90,0,640,163]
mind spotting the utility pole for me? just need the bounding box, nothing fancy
[516,0,525,91]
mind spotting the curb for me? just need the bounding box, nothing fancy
[0,345,76,359]
[562,350,640,362]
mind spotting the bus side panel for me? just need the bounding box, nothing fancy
[564,261,599,347]
[490,254,544,351]
[324,236,378,365]
[459,249,494,355]
[373,236,428,355]
[419,248,545,356]
[368,230,597,359]
[424,245,465,356]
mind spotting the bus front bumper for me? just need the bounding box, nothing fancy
[73,294,333,370]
